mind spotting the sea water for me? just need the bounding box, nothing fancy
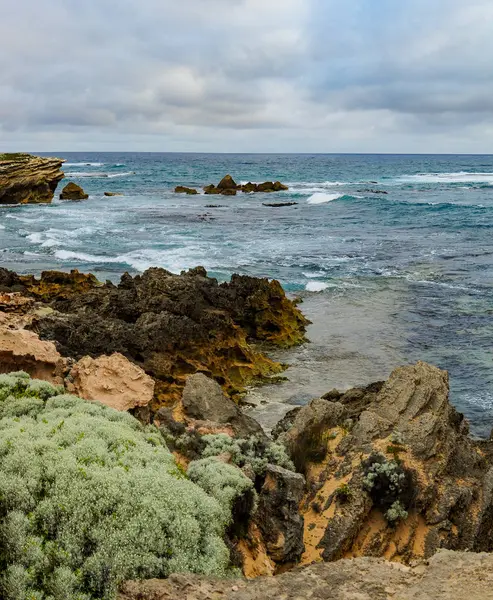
[1,153,492,436]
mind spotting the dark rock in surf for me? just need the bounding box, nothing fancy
[60,182,89,200]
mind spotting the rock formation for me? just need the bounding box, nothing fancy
[275,361,493,564]
[0,267,308,414]
[67,352,155,411]
[118,550,493,600]
[104,192,124,196]
[60,181,89,200]
[0,153,65,204]
[174,186,198,195]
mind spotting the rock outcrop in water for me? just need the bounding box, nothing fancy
[173,175,289,196]
[0,267,309,413]
[0,153,65,204]
[60,181,89,200]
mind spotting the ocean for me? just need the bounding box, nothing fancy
[1,152,492,436]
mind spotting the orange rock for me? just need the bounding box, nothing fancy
[67,353,155,411]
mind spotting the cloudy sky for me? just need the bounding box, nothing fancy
[1,0,493,152]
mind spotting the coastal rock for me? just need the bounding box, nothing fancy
[217,174,238,190]
[0,153,65,204]
[181,373,265,438]
[174,186,198,195]
[0,326,65,384]
[254,464,305,565]
[118,550,493,600]
[67,352,155,411]
[13,267,307,412]
[277,362,493,565]
[104,191,124,196]
[263,202,298,207]
[60,181,89,200]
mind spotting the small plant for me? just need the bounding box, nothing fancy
[362,453,413,524]
[335,483,353,503]
[390,431,405,445]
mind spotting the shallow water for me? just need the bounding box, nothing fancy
[1,153,492,436]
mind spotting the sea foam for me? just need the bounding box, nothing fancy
[307,193,344,204]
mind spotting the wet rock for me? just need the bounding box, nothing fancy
[217,174,238,190]
[104,192,124,196]
[0,326,65,384]
[60,181,89,200]
[174,186,198,195]
[262,202,298,207]
[20,269,101,302]
[67,352,154,411]
[357,188,388,195]
[254,464,305,565]
[0,153,65,204]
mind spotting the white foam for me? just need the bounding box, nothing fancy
[305,281,329,292]
[0,224,5,230]
[54,250,123,263]
[64,171,134,179]
[307,193,344,204]
[396,172,493,184]
[26,232,43,244]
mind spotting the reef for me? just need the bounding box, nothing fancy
[174,174,289,196]
[0,266,309,413]
[0,152,65,204]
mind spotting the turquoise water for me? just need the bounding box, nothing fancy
[1,153,492,435]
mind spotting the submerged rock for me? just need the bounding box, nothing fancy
[0,153,65,204]
[104,191,124,196]
[60,181,89,200]
[263,202,298,207]
[174,186,198,195]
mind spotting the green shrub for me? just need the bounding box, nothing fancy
[0,373,232,600]
[201,433,294,475]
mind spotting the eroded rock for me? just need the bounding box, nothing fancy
[0,153,65,204]
[174,186,198,195]
[60,181,89,200]
[67,352,155,411]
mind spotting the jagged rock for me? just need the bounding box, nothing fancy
[174,186,198,195]
[66,352,154,411]
[104,192,124,196]
[60,181,89,200]
[0,326,65,383]
[0,153,65,204]
[181,373,265,438]
[118,550,493,600]
[278,362,493,565]
[217,174,238,190]
[7,267,307,412]
[254,464,305,565]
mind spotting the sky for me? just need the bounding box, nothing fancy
[1,0,493,153]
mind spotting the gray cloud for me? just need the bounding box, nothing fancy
[1,0,493,151]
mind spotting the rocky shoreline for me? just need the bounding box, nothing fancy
[0,264,492,598]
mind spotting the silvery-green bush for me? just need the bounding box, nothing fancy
[0,373,231,600]
[201,433,294,475]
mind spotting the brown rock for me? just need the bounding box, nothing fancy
[118,550,493,600]
[0,326,65,383]
[104,192,124,196]
[203,184,220,195]
[20,269,101,302]
[174,186,198,195]
[217,174,238,190]
[0,153,65,204]
[60,181,89,200]
[67,352,155,411]
[221,188,237,196]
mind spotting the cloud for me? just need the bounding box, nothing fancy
[0,0,492,151]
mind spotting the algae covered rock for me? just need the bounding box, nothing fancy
[60,181,89,200]
[0,153,65,204]
[175,186,198,195]
[217,174,238,190]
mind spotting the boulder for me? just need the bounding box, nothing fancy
[174,186,198,195]
[104,192,123,196]
[67,352,155,411]
[182,373,265,438]
[217,174,238,190]
[60,181,89,200]
[0,153,65,204]
[0,326,65,384]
